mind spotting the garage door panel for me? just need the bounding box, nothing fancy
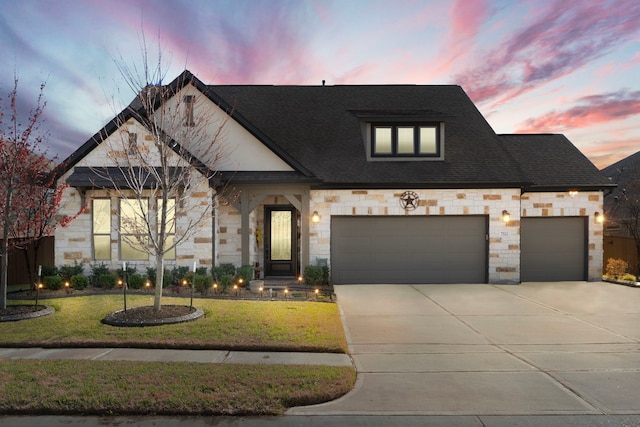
[331,216,487,284]
[521,217,586,282]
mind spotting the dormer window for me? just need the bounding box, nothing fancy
[372,124,440,157]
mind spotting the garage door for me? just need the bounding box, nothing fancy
[331,216,487,284]
[521,217,586,281]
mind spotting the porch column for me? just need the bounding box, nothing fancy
[300,189,310,274]
[240,190,250,266]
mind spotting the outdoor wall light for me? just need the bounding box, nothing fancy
[311,211,321,223]
[595,212,604,224]
[569,190,578,197]
[502,210,511,223]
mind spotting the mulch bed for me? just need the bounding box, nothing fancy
[101,304,204,327]
[0,304,54,322]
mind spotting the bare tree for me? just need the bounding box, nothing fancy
[90,50,229,312]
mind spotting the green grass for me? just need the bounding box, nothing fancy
[0,359,356,415]
[1,295,347,353]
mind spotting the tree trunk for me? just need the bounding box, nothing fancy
[1,187,13,310]
[154,253,164,312]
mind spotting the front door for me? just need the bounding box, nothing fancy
[264,206,297,277]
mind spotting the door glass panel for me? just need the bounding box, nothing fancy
[271,211,291,261]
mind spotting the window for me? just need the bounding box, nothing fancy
[127,132,137,154]
[183,95,195,127]
[120,199,149,260]
[372,124,440,157]
[157,198,176,260]
[92,199,111,260]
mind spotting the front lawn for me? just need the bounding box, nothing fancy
[0,295,347,353]
[0,359,356,415]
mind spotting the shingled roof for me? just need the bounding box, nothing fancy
[60,70,613,192]
[208,83,530,189]
[499,134,614,191]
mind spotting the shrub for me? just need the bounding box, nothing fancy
[98,273,117,289]
[196,266,208,276]
[40,265,57,277]
[236,265,254,284]
[58,261,84,279]
[606,258,628,279]
[212,264,235,281]
[163,272,174,288]
[90,263,110,287]
[43,275,63,291]
[218,274,234,293]
[128,273,145,290]
[303,265,329,286]
[146,267,156,285]
[70,274,88,290]
[171,265,190,282]
[194,274,211,294]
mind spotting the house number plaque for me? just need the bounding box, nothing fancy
[399,191,419,211]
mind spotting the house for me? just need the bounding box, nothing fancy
[54,70,614,284]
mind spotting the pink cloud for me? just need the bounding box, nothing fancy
[517,89,640,132]
[454,0,640,105]
[433,0,492,76]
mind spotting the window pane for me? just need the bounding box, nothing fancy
[374,127,392,154]
[121,238,148,260]
[93,199,110,234]
[271,211,291,261]
[158,198,176,234]
[397,127,415,154]
[93,235,111,260]
[419,127,438,154]
[121,200,148,234]
[164,234,176,260]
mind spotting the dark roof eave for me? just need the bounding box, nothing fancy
[522,184,617,192]
[312,181,532,190]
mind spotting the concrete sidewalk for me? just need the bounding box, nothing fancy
[0,347,352,366]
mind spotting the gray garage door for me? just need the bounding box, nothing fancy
[521,217,587,281]
[331,216,487,284]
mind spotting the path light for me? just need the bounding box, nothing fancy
[595,212,604,224]
[502,210,510,223]
[118,279,123,287]
[38,283,43,289]
[238,278,244,285]
[234,284,239,296]
[298,275,303,283]
[213,283,218,294]
[182,279,188,286]
[65,281,70,288]
[145,281,151,290]
[259,286,263,297]
[284,288,289,298]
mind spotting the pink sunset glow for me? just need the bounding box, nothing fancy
[0,0,638,169]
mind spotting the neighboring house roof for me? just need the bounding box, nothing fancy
[499,134,615,191]
[59,70,612,192]
[601,150,640,229]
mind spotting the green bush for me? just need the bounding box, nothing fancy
[43,275,63,291]
[303,265,329,286]
[98,273,117,289]
[196,266,208,276]
[212,264,236,281]
[236,265,254,284]
[40,265,57,277]
[58,261,84,280]
[163,272,174,288]
[194,274,211,294]
[128,274,145,290]
[70,274,88,290]
[90,263,110,287]
[606,258,628,279]
[218,274,234,293]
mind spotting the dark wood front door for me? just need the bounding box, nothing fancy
[264,206,297,277]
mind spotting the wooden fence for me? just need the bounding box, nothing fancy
[603,236,639,275]
[2,237,55,286]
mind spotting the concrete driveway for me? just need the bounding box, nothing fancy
[289,281,640,416]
